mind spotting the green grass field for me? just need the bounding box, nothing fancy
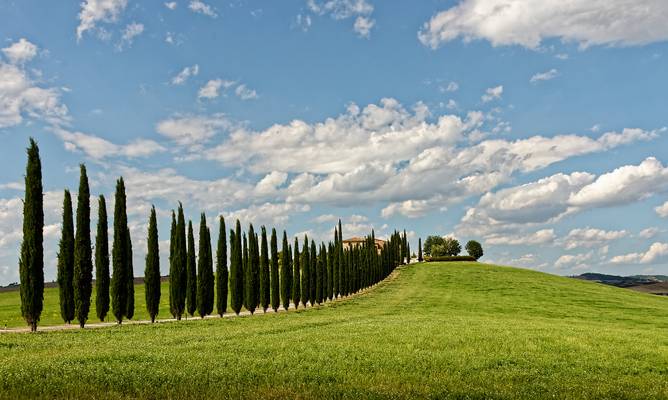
[1,262,667,399]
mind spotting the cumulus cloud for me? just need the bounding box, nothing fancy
[306,0,375,38]
[234,84,258,100]
[156,113,231,148]
[656,201,668,217]
[559,227,627,250]
[353,16,375,38]
[481,85,503,102]
[611,242,668,264]
[53,127,165,159]
[530,69,559,84]
[164,1,177,10]
[170,64,199,85]
[0,61,69,128]
[418,0,668,50]
[485,229,555,246]
[189,0,217,18]
[198,79,228,99]
[555,252,593,270]
[77,0,128,40]
[117,22,144,50]
[639,227,662,239]
[2,38,38,64]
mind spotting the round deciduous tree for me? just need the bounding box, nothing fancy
[465,240,483,260]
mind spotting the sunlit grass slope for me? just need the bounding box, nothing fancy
[1,262,667,399]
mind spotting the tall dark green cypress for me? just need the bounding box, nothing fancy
[280,231,290,311]
[270,228,279,312]
[301,234,310,307]
[19,138,44,332]
[309,240,316,305]
[418,238,423,262]
[168,211,178,318]
[244,224,257,315]
[125,230,134,320]
[169,203,187,320]
[197,214,214,318]
[259,226,270,312]
[186,220,196,317]
[253,232,260,307]
[95,195,109,322]
[73,164,92,328]
[315,244,323,305]
[327,242,333,301]
[56,190,74,324]
[242,232,249,310]
[338,220,344,298]
[111,178,128,324]
[332,227,338,299]
[216,216,228,317]
[292,237,300,309]
[144,206,160,323]
[229,220,243,315]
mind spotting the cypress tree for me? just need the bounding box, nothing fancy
[186,220,196,317]
[169,203,187,320]
[259,226,269,312]
[19,139,44,332]
[244,224,258,315]
[301,234,310,307]
[242,232,249,310]
[292,237,300,309]
[73,164,92,328]
[216,216,228,317]
[327,242,334,301]
[270,228,279,312]
[168,211,178,318]
[57,190,74,324]
[197,214,214,318]
[315,244,323,304]
[95,195,109,322]
[111,178,128,324]
[338,220,344,297]
[280,231,290,311]
[309,240,316,305]
[126,230,134,320]
[332,228,338,299]
[418,238,423,262]
[254,232,260,307]
[145,206,160,323]
[229,220,243,315]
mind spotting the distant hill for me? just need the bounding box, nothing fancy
[572,272,667,294]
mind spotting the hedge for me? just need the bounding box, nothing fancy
[424,256,477,262]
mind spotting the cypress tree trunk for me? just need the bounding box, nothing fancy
[309,241,316,305]
[57,190,74,324]
[125,230,134,320]
[292,238,300,309]
[186,220,196,317]
[197,214,214,318]
[270,228,279,312]
[229,220,243,315]
[280,231,290,311]
[215,216,227,317]
[145,206,160,323]
[259,226,269,312]
[19,138,44,332]
[95,195,109,322]
[73,164,92,328]
[111,178,128,324]
[175,204,187,319]
[301,235,310,307]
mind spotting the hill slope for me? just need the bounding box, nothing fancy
[0,262,667,399]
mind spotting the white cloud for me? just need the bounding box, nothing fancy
[77,0,128,40]
[296,14,313,32]
[486,229,556,246]
[234,84,258,100]
[481,85,503,102]
[655,201,668,217]
[117,22,144,50]
[530,69,558,83]
[639,227,662,239]
[559,228,627,250]
[189,0,217,18]
[313,214,337,224]
[156,113,231,148]
[226,202,310,227]
[443,81,459,92]
[555,252,593,269]
[170,64,199,85]
[611,242,668,264]
[164,1,177,10]
[381,199,443,219]
[418,0,668,50]
[254,171,288,197]
[353,16,375,38]
[307,0,373,20]
[198,79,237,99]
[0,62,69,128]
[53,127,166,159]
[2,38,38,64]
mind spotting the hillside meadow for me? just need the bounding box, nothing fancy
[1,262,667,399]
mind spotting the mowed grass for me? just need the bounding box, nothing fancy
[1,262,667,399]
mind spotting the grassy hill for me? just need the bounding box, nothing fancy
[1,262,667,399]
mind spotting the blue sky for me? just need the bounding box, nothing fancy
[1,0,667,285]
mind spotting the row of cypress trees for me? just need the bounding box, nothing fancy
[19,138,408,330]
